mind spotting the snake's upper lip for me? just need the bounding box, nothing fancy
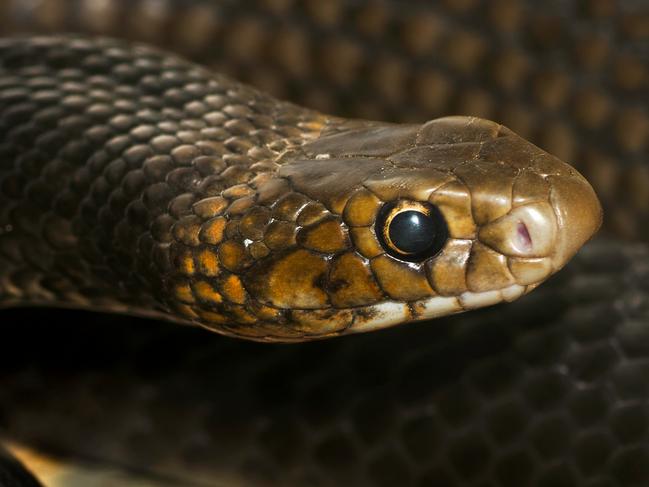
[548,173,603,269]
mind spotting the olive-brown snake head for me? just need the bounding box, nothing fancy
[0,37,602,341]
[224,116,601,340]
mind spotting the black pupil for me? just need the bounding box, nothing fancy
[389,211,437,254]
[377,202,449,262]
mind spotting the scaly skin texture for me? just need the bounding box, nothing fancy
[0,36,327,338]
[0,36,600,341]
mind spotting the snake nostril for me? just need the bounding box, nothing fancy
[478,202,556,258]
[516,221,533,251]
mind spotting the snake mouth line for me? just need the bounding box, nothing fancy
[345,283,528,335]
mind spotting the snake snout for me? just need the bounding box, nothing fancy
[547,174,603,269]
[476,165,601,290]
[477,170,601,286]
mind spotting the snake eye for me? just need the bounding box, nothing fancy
[376,200,448,262]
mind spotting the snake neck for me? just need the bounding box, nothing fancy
[0,36,325,322]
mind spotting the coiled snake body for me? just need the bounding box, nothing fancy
[0,1,647,486]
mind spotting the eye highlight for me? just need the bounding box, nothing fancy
[376,200,448,262]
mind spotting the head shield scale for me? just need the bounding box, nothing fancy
[249,116,602,337]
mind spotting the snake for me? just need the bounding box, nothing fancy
[0,0,646,486]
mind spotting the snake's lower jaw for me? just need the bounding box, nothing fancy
[548,173,603,270]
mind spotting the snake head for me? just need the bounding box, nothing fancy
[175,116,601,341]
[243,116,600,338]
